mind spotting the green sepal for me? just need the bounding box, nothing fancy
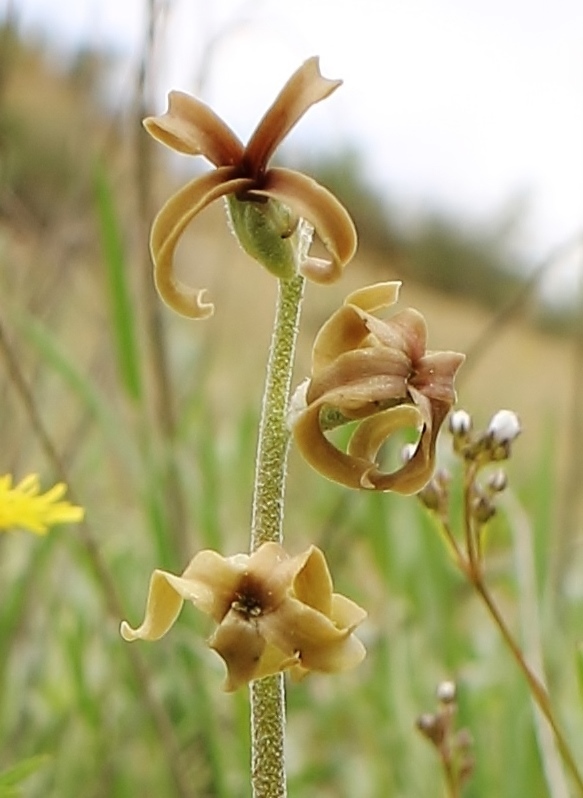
[225,194,299,280]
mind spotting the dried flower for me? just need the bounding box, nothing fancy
[0,474,84,534]
[145,57,357,318]
[290,282,464,493]
[121,542,366,691]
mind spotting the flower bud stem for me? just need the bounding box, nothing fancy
[249,272,305,798]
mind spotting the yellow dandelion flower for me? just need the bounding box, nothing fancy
[0,474,84,535]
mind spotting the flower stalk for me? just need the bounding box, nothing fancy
[249,273,305,798]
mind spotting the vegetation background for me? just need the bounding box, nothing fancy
[1,8,582,797]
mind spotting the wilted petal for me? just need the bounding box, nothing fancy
[144,91,244,167]
[254,167,357,284]
[120,569,186,642]
[150,167,254,318]
[244,57,342,175]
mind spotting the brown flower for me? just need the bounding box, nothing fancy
[289,281,464,493]
[145,57,357,318]
[120,542,366,691]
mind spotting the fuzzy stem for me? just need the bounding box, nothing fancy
[249,273,305,798]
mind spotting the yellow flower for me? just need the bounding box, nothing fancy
[0,474,84,534]
[145,56,357,318]
[289,282,465,493]
[121,542,366,691]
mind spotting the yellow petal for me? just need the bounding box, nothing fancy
[120,569,185,642]
[244,56,342,175]
[254,167,357,284]
[144,91,244,167]
[331,593,367,630]
[150,167,254,318]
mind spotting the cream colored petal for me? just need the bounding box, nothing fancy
[150,167,254,318]
[344,281,402,313]
[253,644,300,682]
[244,56,341,175]
[261,596,365,674]
[120,569,186,642]
[291,546,333,616]
[331,593,368,630]
[167,549,248,622]
[254,167,357,284]
[310,305,373,374]
[209,611,267,692]
[144,91,244,167]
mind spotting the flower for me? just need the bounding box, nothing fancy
[487,409,521,444]
[145,56,357,318]
[121,542,366,691]
[0,474,84,534]
[289,281,465,493]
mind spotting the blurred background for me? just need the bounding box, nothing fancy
[1,1,583,796]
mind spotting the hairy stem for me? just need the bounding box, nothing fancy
[249,273,305,798]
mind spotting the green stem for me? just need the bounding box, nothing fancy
[249,273,305,798]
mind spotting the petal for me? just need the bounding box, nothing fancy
[150,167,254,318]
[291,546,333,616]
[348,399,437,494]
[344,281,402,313]
[244,56,342,175]
[209,611,267,691]
[261,596,365,673]
[120,569,186,642]
[254,167,357,283]
[170,549,248,622]
[247,542,296,606]
[292,400,375,489]
[331,593,368,630]
[362,307,428,363]
[144,91,244,167]
[307,348,410,408]
[310,305,373,374]
[412,351,465,404]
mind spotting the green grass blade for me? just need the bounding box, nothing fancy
[93,162,143,403]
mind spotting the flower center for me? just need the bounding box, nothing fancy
[231,591,263,619]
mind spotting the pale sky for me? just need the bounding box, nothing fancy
[11,0,583,285]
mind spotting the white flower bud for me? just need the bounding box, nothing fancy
[436,680,457,704]
[449,409,472,436]
[487,410,521,444]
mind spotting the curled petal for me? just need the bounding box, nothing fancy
[331,593,367,630]
[254,167,357,284]
[244,56,342,175]
[144,91,244,167]
[347,403,435,493]
[150,167,254,318]
[292,399,376,489]
[310,305,374,374]
[361,307,428,362]
[120,569,186,642]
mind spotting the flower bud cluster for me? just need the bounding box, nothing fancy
[416,681,474,788]
[449,408,521,465]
